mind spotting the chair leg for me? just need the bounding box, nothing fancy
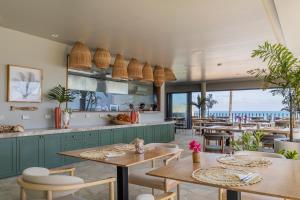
[218,188,224,200]
[20,187,26,200]
[176,185,180,200]
[152,188,155,196]
[109,181,114,200]
[47,191,52,200]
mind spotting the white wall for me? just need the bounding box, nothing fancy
[0,27,164,129]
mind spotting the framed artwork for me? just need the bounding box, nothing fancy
[7,65,43,102]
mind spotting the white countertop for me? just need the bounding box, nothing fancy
[0,121,175,139]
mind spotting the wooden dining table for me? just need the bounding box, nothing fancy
[147,152,300,200]
[202,125,291,136]
[59,144,180,200]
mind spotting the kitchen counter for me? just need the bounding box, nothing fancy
[0,121,175,139]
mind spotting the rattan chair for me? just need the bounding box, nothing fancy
[18,167,115,200]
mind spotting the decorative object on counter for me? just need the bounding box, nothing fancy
[7,65,42,102]
[69,41,92,70]
[133,138,145,154]
[107,113,131,125]
[192,167,263,187]
[48,84,75,129]
[164,67,177,81]
[130,110,139,124]
[62,109,72,129]
[10,106,38,111]
[0,124,24,133]
[142,62,154,82]
[189,140,201,163]
[112,54,128,79]
[93,48,111,69]
[128,58,143,80]
[217,155,272,167]
[153,65,165,87]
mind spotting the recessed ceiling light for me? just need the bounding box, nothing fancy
[51,33,59,38]
[217,63,222,66]
[235,73,241,76]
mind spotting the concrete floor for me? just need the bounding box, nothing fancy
[0,130,276,200]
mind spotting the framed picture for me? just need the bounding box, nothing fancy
[7,65,42,102]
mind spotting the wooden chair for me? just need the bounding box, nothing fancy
[17,167,115,200]
[203,132,231,153]
[129,145,182,200]
[136,192,176,200]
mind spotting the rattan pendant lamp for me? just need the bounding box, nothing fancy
[69,41,92,70]
[93,48,111,69]
[112,54,128,79]
[128,58,143,80]
[164,67,177,81]
[142,62,154,82]
[153,65,165,87]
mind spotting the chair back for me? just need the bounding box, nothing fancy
[145,143,179,149]
[235,151,285,159]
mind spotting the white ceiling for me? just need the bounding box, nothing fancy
[0,0,294,82]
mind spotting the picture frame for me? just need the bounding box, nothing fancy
[7,64,43,102]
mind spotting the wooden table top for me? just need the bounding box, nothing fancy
[59,144,181,167]
[202,125,291,136]
[147,152,300,200]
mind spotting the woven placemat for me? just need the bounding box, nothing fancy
[217,155,272,167]
[192,167,263,187]
[113,144,135,151]
[80,150,126,159]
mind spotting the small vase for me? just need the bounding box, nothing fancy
[192,152,201,163]
[63,111,70,129]
[54,107,62,129]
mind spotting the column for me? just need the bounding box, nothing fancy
[201,82,206,118]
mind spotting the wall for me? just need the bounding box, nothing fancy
[0,27,164,129]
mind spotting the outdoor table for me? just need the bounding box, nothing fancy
[147,152,300,200]
[59,144,179,200]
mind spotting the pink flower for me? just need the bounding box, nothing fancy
[189,140,201,153]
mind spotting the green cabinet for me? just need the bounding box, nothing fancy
[136,127,145,141]
[144,126,154,144]
[84,131,100,148]
[61,132,84,165]
[44,134,62,168]
[125,127,137,143]
[112,128,125,144]
[0,138,16,178]
[17,136,43,173]
[100,129,112,146]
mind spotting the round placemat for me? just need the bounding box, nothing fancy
[217,155,272,167]
[192,167,263,187]
[113,144,135,151]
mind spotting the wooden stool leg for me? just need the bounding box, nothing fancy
[177,184,180,200]
[218,188,224,200]
[47,191,52,200]
[20,187,26,200]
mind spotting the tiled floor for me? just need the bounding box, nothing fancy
[0,130,265,200]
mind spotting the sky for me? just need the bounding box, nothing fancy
[173,89,285,112]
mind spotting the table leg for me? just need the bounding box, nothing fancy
[117,166,129,200]
[227,190,241,200]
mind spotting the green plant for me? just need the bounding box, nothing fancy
[279,149,299,160]
[231,131,264,151]
[48,84,75,108]
[248,41,300,141]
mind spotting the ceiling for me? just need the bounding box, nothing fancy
[0,0,295,82]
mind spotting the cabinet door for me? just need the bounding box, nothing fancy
[126,127,137,143]
[17,136,42,172]
[84,131,100,148]
[100,129,112,146]
[144,126,154,144]
[44,134,62,168]
[153,125,162,143]
[112,128,125,144]
[61,132,83,165]
[136,127,145,141]
[0,138,17,178]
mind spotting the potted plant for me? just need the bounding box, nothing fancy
[189,140,201,163]
[248,41,300,155]
[48,84,75,129]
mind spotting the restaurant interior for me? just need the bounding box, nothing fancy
[0,0,300,200]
